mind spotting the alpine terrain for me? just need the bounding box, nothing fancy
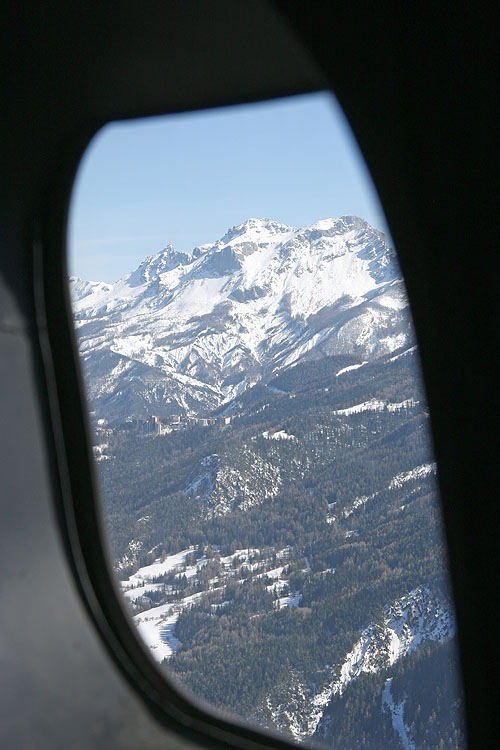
[71,217,465,749]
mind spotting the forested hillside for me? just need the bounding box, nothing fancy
[74,216,465,747]
[94,347,465,748]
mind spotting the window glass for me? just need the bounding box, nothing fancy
[68,92,465,748]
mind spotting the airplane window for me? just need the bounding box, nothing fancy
[67,92,465,748]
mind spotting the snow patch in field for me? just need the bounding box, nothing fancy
[333,398,418,416]
[133,590,206,662]
[135,612,180,661]
[333,398,386,415]
[124,548,196,586]
[276,592,302,609]
[122,583,164,601]
[262,429,296,440]
[335,361,367,376]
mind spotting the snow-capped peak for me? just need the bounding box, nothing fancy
[125,244,192,286]
[306,215,369,233]
[69,276,112,302]
[220,217,294,245]
[71,216,411,424]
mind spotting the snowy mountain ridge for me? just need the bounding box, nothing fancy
[70,216,412,424]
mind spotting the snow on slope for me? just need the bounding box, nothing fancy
[133,592,206,661]
[123,545,291,662]
[341,460,436,519]
[335,361,367,376]
[71,216,412,424]
[389,462,437,488]
[69,276,112,301]
[123,548,197,586]
[265,585,454,741]
[311,585,453,737]
[382,678,415,750]
[120,548,209,661]
[183,448,282,518]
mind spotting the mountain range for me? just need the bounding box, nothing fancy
[71,217,464,748]
[70,216,413,425]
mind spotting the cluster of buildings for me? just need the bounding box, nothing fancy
[120,413,232,436]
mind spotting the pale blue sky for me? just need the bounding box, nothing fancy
[68,91,391,283]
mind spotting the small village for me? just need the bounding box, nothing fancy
[91,412,233,462]
[118,412,232,436]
